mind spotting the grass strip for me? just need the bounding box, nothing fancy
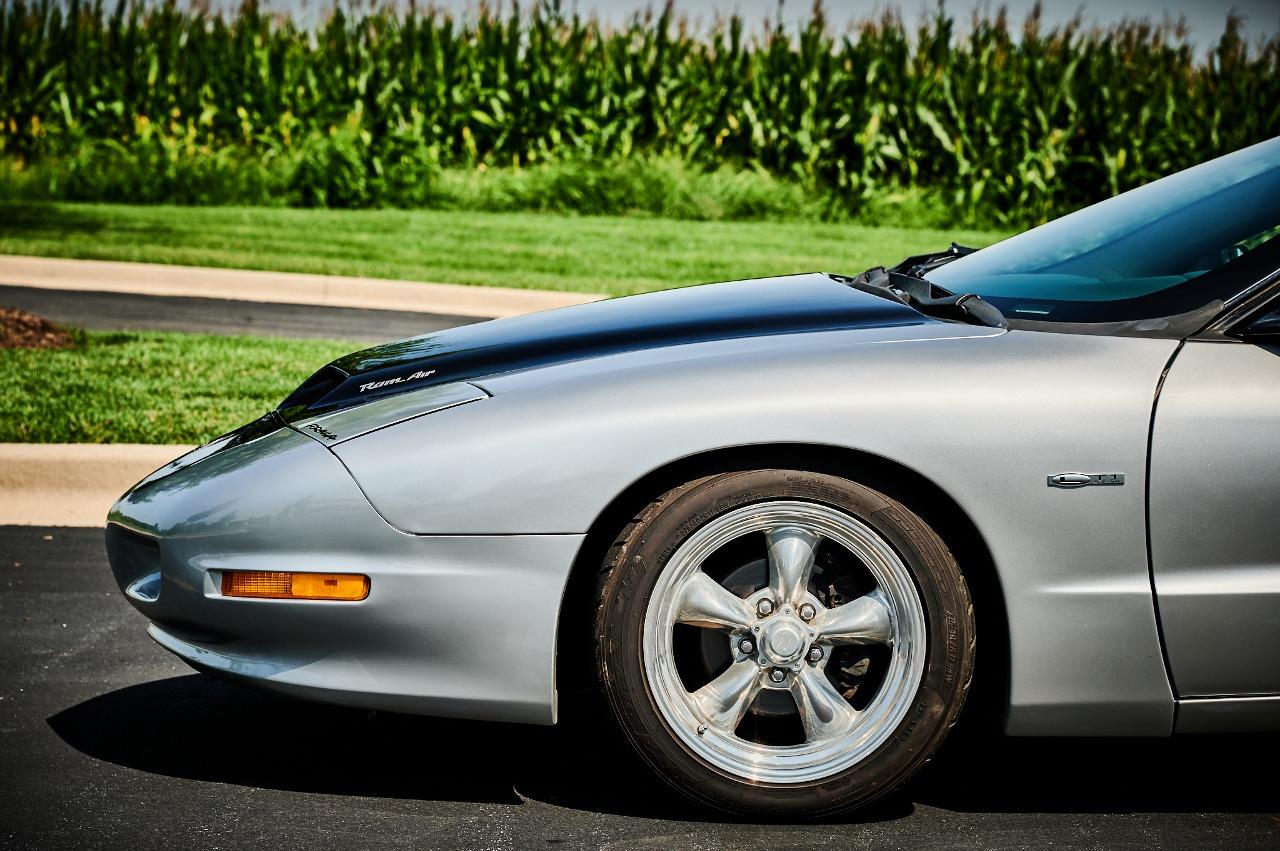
[1,330,354,444]
[0,202,1007,298]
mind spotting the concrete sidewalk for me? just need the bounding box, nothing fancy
[0,284,479,342]
[0,254,602,319]
[0,443,193,527]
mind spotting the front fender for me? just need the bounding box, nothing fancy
[333,326,1180,737]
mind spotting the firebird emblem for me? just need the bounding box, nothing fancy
[305,423,340,442]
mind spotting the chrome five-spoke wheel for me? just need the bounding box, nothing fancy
[643,500,926,783]
[595,470,974,816]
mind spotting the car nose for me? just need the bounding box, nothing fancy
[103,423,374,619]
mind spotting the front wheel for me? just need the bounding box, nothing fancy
[594,470,975,817]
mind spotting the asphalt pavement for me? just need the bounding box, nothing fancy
[1,525,1277,850]
[0,284,480,342]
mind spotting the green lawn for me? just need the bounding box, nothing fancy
[0,330,355,443]
[0,202,1007,297]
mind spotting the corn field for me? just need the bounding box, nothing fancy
[2,0,1278,224]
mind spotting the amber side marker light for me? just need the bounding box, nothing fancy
[221,571,369,601]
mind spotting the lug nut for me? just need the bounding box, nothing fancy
[807,645,825,663]
[768,668,787,684]
[798,603,817,621]
[756,599,775,617]
[737,637,755,655]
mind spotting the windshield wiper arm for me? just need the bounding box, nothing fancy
[843,265,1007,330]
[890,242,979,278]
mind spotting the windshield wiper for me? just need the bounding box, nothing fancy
[890,242,978,278]
[840,265,1008,330]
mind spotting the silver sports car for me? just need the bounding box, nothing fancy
[107,137,1280,816]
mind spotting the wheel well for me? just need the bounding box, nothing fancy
[554,443,1010,731]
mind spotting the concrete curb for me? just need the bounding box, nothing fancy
[0,254,603,319]
[0,443,194,527]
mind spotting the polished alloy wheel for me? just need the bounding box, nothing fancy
[642,500,926,784]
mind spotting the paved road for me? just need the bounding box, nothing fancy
[1,526,1277,850]
[0,284,480,342]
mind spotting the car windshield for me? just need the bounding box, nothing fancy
[927,137,1280,325]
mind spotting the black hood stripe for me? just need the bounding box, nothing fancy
[279,274,930,420]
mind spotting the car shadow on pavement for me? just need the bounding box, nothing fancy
[913,730,1280,814]
[47,674,721,821]
[49,674,1279,822]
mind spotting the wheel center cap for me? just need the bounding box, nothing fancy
[761,618,805,664]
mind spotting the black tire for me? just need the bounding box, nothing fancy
[593,469,975,817]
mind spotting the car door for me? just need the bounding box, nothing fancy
[1149,299,1280,698]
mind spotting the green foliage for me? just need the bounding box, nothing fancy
[430,157,833,220]
[2,0,1277,226]
[15,137,289,206]
[291,127,370,209]
[0,329,354,443]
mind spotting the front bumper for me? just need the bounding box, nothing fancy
[107,425,582,724]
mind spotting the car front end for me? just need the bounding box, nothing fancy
[106,403,580,724]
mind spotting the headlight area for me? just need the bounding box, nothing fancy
[131,411,285,491]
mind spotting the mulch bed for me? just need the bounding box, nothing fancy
[0,306,75,350]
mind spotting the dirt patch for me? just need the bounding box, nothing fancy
[0,306,75,350]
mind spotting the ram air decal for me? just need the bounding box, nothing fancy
[358,369,436,393]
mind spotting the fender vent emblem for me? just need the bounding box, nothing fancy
[1048,472,1125,488]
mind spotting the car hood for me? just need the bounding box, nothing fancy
[278,273,940,420]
